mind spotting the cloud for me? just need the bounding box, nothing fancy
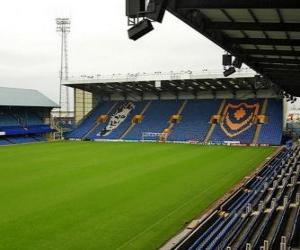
[0,1,223,102]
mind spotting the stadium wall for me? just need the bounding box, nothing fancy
[106,89,279,101]
[74,89,98,122]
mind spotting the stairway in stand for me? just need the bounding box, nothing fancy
[83,102,118,140]
[160,100,188,141]
[204,99,226,143]
[120,101,152,139]
[252,99,268,144]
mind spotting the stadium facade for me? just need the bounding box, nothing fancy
[64,70,287,146]
[0,87,58,145]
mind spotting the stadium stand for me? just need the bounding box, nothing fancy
[68,98,283,145]
[0,87,58,146]
[172,145,300,250]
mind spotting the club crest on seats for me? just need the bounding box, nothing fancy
[221,102,260,138]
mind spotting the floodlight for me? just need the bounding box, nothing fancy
[128,19,154,41]
[223,67,236,77]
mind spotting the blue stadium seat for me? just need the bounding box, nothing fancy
[124,100,182,140]
[168,99,221,141]
[186,147,292,250]
[258,99,283,145]
[67,102,116,139]
[93,101,147,140]
[0,107,51,145]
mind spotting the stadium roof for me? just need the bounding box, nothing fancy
[64,70,275,97]
[0,87,59,108]
[165,1,300,96]
[126,1,300,96]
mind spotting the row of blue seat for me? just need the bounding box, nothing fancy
[258,99,283,145]
[67,102,115,139]
[68,99,283,145]
[0,107,52,142]
[186,147,295,250]
[0,125,53,136]
[0,135,47,145]
[0,108,44,127]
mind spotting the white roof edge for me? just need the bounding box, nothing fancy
[63,69,257,86]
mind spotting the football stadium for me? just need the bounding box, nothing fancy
[1,1,300,250]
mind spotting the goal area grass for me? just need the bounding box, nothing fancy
[0,141,275,250]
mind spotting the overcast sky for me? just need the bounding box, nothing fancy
[0,1,227,102]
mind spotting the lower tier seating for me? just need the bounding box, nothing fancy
[0,125,53,136]
[0,135,47,146]
[8,136,37,144]
[175,145,300,250]
[68,98,283,145]
[0,137,10,145]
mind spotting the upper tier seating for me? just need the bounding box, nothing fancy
[24,112,44,126]
[0,108,50,145]
[0,112,19,127]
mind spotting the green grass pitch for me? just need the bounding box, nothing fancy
[0,141,275,250]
